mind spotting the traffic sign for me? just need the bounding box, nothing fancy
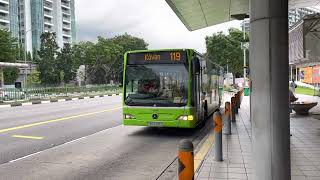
[241,42,250,49]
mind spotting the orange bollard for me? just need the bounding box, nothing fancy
[224,102,231,135]
[213,111,223,161]
[178,139,194,180]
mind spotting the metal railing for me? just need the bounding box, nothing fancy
[0,85,122,102]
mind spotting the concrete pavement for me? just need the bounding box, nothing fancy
[0,96,122,164]
[0,95,213,180]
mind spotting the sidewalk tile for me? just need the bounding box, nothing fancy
[196,94,320,180]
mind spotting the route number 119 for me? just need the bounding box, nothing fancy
[170,52,181,61]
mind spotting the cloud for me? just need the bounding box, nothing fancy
[75,0,241,53]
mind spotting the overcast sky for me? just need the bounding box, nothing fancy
[75,0,241,53]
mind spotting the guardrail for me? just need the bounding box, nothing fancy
[0,85,122,102]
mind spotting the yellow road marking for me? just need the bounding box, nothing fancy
[194,132,215,172]
[0,107,121,133]
[12,135,44,140]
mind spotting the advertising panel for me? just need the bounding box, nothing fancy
[313,66,320,83]
[301,67,313,83]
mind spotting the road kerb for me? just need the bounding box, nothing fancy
[0,94,121,109]
[21,102,32,106]
[41,101,51,104]
[0,105,11,108]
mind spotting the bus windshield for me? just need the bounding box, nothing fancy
[125,64,188,107]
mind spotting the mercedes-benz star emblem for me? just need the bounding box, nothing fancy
[152,114,158,119]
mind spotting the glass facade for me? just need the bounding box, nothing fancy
[70,0,76,43]
[31,0,44,50]
[9,0,19,39]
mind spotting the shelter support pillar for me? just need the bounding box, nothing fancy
[250,0,290,180]
[296,68,298,81]
[0,67,3,88]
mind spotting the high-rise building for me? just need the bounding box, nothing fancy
[0,0,10,31]
[241,7,320,34]
[289,7,320,28]
[0,0,76,55]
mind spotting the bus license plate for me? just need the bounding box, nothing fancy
[148,122,163,127]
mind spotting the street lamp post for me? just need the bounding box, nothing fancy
[23,29,32,88]
[243,25,246,86]
[226,59,229,74]
[0,67,3,88]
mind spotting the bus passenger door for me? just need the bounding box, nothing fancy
[192,57,202,122]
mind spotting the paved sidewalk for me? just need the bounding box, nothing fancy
[195,95,320,180]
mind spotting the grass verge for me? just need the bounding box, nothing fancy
[296,86,318,96]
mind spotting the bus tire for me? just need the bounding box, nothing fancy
[203,101,208,121]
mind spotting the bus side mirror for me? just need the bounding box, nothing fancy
[192,57,200,75]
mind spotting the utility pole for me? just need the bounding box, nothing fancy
[0,67,3,88]
[23,29,32,88]
[243,24,247,86]
[227,59,229,74]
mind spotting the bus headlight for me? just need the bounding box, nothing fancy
[177,115,194,121]
[124,114,136,119]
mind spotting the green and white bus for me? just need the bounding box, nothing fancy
[123,49,224,128]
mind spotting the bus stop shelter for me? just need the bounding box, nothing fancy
[165,0,320,180]
[0,62,28,88]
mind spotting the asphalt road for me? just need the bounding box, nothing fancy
[0,96,212,180]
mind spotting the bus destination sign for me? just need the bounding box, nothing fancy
[127,51,187,64]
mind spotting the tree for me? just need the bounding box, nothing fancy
[0,29,17,62]
[27,69,41,86]
[110,33,148,53]
[72,41,95,85]
[3,67,19,84]
[85,37,123,84]
[108,33,148,83]
[205,28,249,84]
[0,29,20,85]
[73,34,148,85]
[36,32,60,85]
[57,43,76,84]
